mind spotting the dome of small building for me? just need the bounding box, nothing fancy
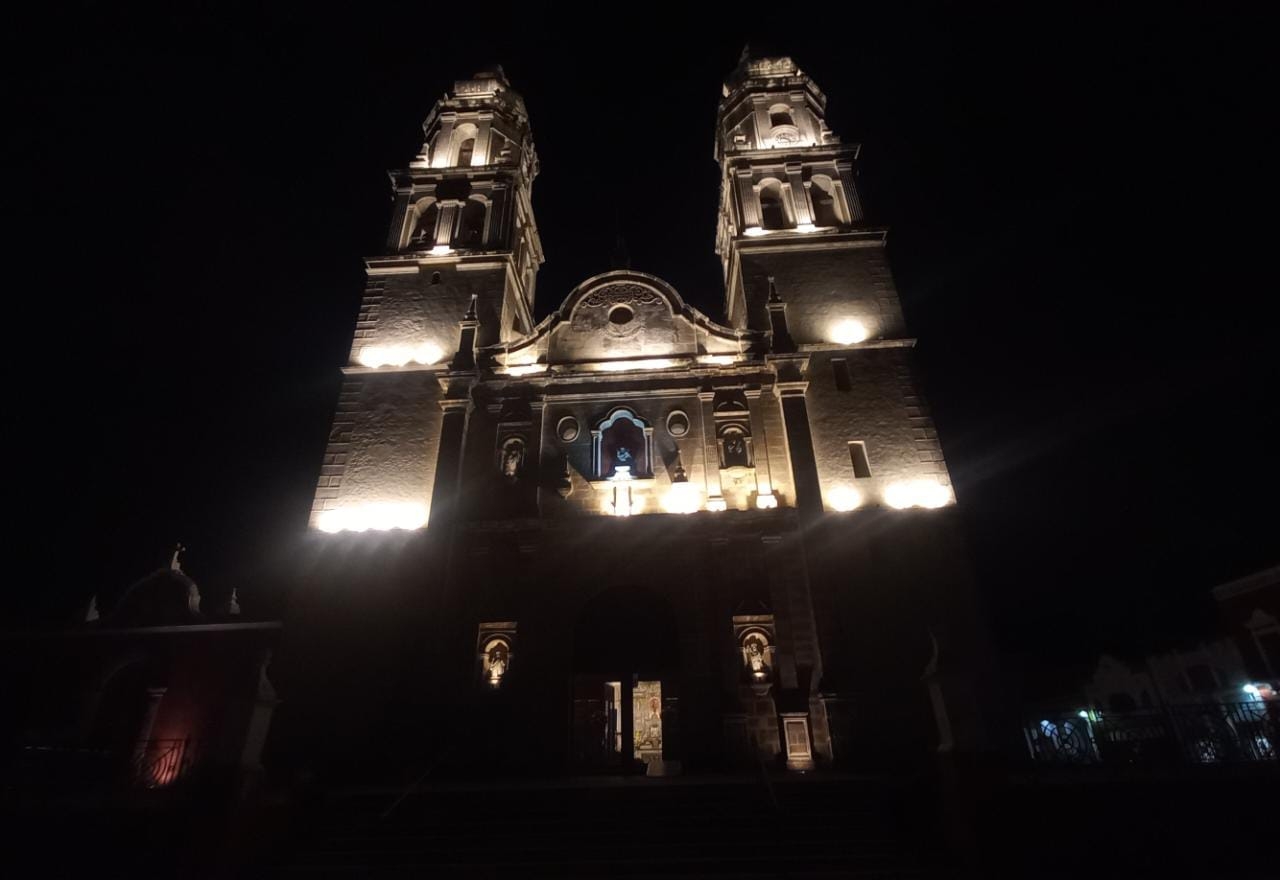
[107,567,203,627]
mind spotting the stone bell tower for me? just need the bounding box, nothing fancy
[309,69,544,532]
[714,53,952,517]
[714,54,907,344]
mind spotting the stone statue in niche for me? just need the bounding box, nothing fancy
[722,432,750,469]
[485,640,509,685]
[500,438,525,480]
[614,446,633,466]
[743,634,771,680]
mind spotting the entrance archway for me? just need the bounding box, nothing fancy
[571,586,680,773]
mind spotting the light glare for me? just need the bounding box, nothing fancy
[828,485,862,512]
[358,342,444,369]
[594,358,675,372]
[316,502,429,533]
[884,479,952,509]
[830,320,869,345]
[662,481,702,514]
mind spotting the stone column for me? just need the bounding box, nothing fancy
[435,201,459,249]
[530,398,547,514]
[762,535,800,692]
[773,370,823,520]
[794,91,819,144]
[697,390,724,510]
[429,398,471,528]
[735,170,760,230]
[836,160,864,223]
[744,388,775,506]
[750,95,770,146]
[239,652,281,773]
[432,115,457,168]
[474,112,494,166]
[785,163,813,226]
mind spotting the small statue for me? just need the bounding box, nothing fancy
[724,434,749,468]
[615,446,633,464]
[487,646,507,684]
[501,440,524,479]
[746,637,767,674]
[169,543,186,572]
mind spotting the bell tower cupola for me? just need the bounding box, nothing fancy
[382,67,544,342]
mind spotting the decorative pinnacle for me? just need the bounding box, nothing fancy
[767,276,783,305]
[462,294,479,324]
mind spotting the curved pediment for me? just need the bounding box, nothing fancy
[493,270,751,371]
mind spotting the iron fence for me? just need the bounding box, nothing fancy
[1024,701,1279,767]
[10,738,202,790]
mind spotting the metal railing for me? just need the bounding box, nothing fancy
[11,738,201,791]
[131,738,199,788]
[1024,701,1279,767]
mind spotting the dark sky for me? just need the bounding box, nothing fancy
[14,7,1275,689]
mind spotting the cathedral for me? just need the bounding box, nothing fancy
[282,54,991,779]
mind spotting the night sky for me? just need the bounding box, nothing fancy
[15,8,1275,693]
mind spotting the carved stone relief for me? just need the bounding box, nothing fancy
[568,283,673,354]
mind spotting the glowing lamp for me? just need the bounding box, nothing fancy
[505,364,547,377]
[1243,684,1262,700]
[884,479,952,510]
[316,502,429,533]
[429,245,453,256]
[706,497,727,512]
[743,226,766,237]
[357,342,444,369]
[830,319,869,345]
[827,486,862,512]
[698,355,736,366]
[755,493,778,510]
[795,223,817,233]
[1077,710,1089,719]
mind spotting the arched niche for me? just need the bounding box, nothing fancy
[591,407,653,480]
[477,622,517,688]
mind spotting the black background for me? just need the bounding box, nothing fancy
[13,6,1275,695]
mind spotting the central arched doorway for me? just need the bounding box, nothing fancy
[571,586,680,774]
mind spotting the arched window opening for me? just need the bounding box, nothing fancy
[809,175,842,227]
[769,104,794,128]
[412,202,440,247]
[452,123,480,167]
[456,198,486,249]
[758,180,789,230]
[456,138,476,167]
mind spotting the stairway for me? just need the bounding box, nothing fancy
[276,775,939,877]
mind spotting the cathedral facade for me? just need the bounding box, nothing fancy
[284,56,989,778]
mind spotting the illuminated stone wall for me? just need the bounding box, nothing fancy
[803,347,952,511]
[733,242,907,343]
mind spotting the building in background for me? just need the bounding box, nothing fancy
[278,56,991,780]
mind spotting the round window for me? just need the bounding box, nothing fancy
[608,305,634,325]
[557,416,580,442]
[666,410,690,437]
